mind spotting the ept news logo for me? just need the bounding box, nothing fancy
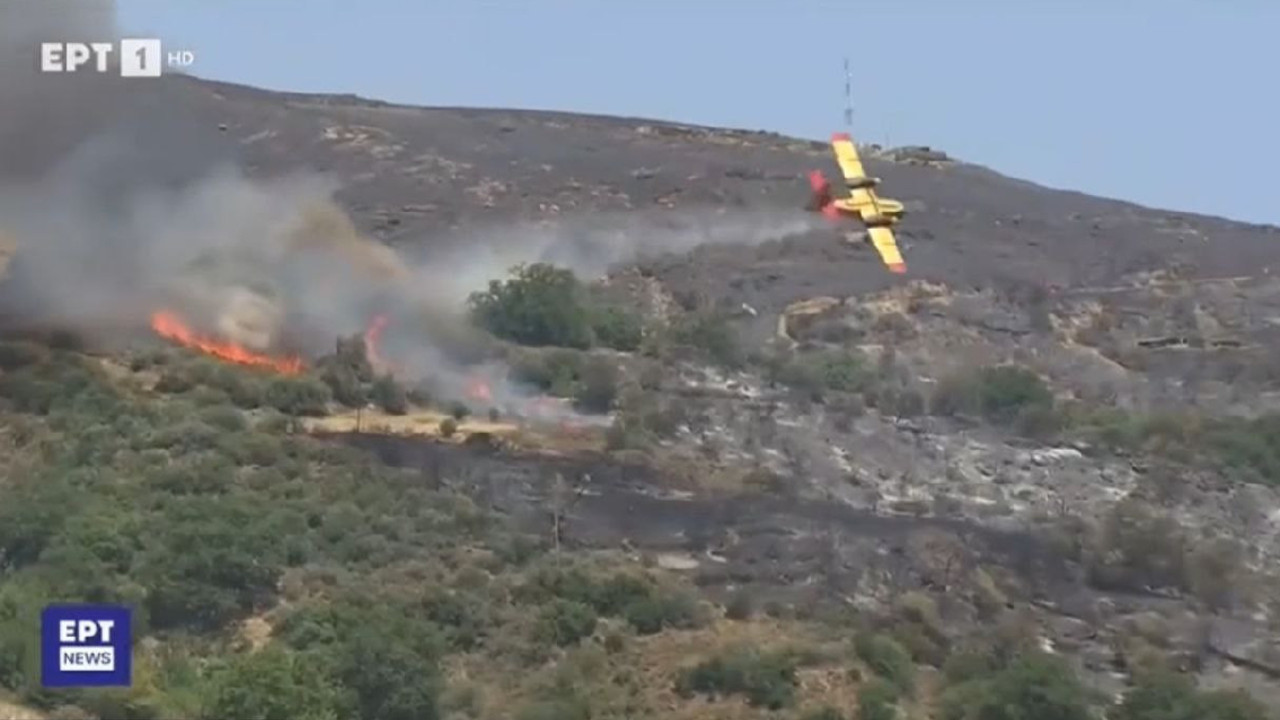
[41,605,132,688]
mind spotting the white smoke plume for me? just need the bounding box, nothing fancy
[404,208,826,308]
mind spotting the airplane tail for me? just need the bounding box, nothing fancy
[807,170,841,220]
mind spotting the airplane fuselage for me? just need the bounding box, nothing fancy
[831,196,905,226]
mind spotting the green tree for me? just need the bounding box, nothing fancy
[202,646,340,720]
[468,263,593,349]
[321,364,366,408]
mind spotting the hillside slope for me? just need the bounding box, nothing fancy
[2,73,1280,720]
[187,76,1279,293]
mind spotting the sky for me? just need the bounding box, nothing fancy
[115,0,1278,226]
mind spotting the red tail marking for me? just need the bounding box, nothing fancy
[808,169,840,221]
[808,169,830,192]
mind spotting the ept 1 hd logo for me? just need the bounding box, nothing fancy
[40,39,195,77]
[41,605,132,688]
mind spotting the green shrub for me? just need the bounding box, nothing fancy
[264,377,331,417]
[854,634,914,695]
[874,386,926,419]
[931,365,1054,431]
[591,573,655,615]
[0,341,50,370]
[321,364,366,407]
[371,374,408,415]
[509,349,584,396]
[724,592,754,621]
[623,590,701,635]
[669,311,743,368]
[449,402,470,421]
[201,646,340,720]
[773,350,872,400]
[573,358,619,414]
[439,418,458,438]
[675,646,800,709]
[1202,414,1280,485]
[515,699,590,720]
[535,600,598,647]
[590,305,644,352]
[421,591,490,651]
[1114,669,1269,720]
[939,652,1091,720]
[857,679,899,720]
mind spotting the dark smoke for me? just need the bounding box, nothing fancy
[0,0,123,181]
[0,0,301,339]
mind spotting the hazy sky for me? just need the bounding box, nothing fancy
[115,1,1278,225]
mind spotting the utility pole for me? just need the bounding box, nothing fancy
[843,56,853,129]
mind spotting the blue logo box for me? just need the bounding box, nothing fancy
[41,604,132,688]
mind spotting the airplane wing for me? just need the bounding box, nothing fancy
[867,226,906,274]
[830,132,871,186]
[846,186,879,213]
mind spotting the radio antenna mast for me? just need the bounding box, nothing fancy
[842,57,853,128]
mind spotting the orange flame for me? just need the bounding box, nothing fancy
[150,310,303,375]
[467,376,493,403]
[364,314,391,374]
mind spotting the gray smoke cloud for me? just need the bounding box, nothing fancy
[0,0,370,348]
[0,0,121,181]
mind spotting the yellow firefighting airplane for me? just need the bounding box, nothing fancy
[807,132,907,274]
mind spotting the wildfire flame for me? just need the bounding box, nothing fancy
[363,314,388,367]
[467,376,493,404]
[150,310,303,375]
[363,314,404,376]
